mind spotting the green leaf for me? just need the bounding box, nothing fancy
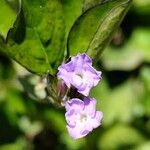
[61,0,83,59]
[0,0,65,75]
[21,0,65,73]
[98,124,145,149]
[67,0,131,59]
[101,46,144,71]
[44,109,66,133]
[5,0,20,12]
[135,141,150,150]
[18,117,43,137]
[0,51,15,80]
[140,67,150,116]
[0,138,28,150]
[6,20,50,75]
[0,35,6,52]
[62,0,83,37]
[82,0,103,12]
[129,28,150,63]
[102,28,150,71]
[0,0,18,38]
[133,0,150,14]
[3,88,27,125]
[92,79,143,126]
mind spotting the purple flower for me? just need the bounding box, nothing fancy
[65,97,103,139]
[57,53,102,96]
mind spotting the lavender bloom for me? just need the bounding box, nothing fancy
[65,97,103,139]
[57,53,101,96]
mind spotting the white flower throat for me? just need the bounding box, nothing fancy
[80,113,87,123]
[76,112,90,128]
[73,72,85,86]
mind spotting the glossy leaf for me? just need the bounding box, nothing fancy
[0,0,65,75]
[61,0,83,58]
[6,23,50,75]
[67,0,131,59]
[62,0,83,37]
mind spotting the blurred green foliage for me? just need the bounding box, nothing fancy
[0,0,150,150]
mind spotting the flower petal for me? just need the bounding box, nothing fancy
[67,125,86,139]
[57,53,102,96]
[83,97,97,117]
[65,98,84,112]
[65,109,77,127]
[65,98,103,139]
[92,111,103,128]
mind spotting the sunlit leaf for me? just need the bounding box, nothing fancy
[6,24,50,75]
[0,0,65,75]
[92,79,144,126]
[62,0,83,37]
[135,141,150,150]
[98,124,145,149]
[67,0,131,59]
[102,28,150,71]
[102,46,143,71]
[129,28,150,63]
[133,0,150,14]
[0,0,18,38]
[140,66,150,116]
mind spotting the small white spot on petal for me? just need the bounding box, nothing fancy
[72,73,83,86]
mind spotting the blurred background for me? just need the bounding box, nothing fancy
[0,0,150,149]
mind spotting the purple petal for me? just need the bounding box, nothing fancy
[65,98,84,112]
[57,68,71,87]
[83,97,96,117]
[84,65,102,86]
[57,53,101,96]
[92,111,103,128]
[77,86,91,97]
[64,98,103,139]
[72,53,92,67]
[67,125,86,139]
[65,109,77,127]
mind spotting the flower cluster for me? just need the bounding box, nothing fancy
[57,53,103,139]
